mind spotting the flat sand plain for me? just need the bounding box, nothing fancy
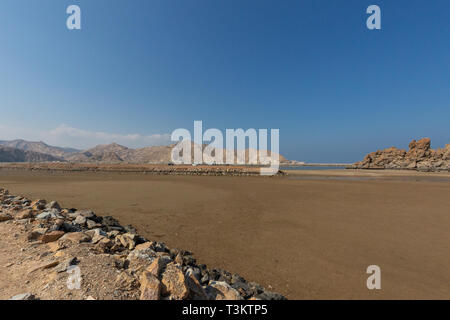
[0,168,449,299]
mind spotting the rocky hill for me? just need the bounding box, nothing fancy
[64,143,173,164]
[352,138,450,171]
[0,140,79,159]
[0,146,63,163]
[65,142,286,164]
[0,139,287,165]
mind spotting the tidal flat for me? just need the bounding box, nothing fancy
[1,168,449,299]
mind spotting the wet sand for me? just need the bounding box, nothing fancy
[1,169,449,299]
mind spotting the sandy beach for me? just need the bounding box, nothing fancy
[0,168,449,299]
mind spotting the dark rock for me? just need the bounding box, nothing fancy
[86,219,100,229]
[209,269,232,284]
[200,273,210,285]
[101,216,121,227]
[231,273,246,285]
[231,281,252,298]
[255,291,287,300]
[62,222,82,233]
[123,224,138,234]
[248,282,265,295]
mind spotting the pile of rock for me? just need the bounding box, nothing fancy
[0,163,285,177]
[352,138,450,172]
[0,187,286,300]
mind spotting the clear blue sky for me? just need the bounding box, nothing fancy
[0,0,449,162]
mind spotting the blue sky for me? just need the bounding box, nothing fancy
[0,0,449,162]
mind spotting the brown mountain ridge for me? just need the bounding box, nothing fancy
[0,140,286,164]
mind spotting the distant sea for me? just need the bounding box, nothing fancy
[280,166,348,171]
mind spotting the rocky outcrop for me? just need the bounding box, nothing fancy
[0,162,284,176]
[0,187,286,300]
[352,138,450,172]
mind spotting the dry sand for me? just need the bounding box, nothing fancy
[0,168,449,299]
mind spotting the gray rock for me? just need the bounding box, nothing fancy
[74,215,87,225]
[85,228,107,238]
[46,201,61,211]
[62,222,82,233]
[35,211,51,220]
[255,291,287,300]
[123,224,138,234]
[101,216,124,231]
[185,267,202,282]
[231,273,246,285]
[248,282,265,295]
[55,257,78,273]
[200,274,209,285]
[77,209,95,218]
[48,208,64,219]
[153,242,167,253]
[231,281,252,298]
[67,211,81,219]
[9,293,36,300]
[37,209,63,220]
[86,219,99,229]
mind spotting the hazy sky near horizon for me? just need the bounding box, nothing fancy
[0,0,449,162]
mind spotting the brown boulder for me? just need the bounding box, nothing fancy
[116,271,139,291]
[30,199,46,211]
[409,138,431,151]
[41,231,65,243]
[407,138,431,159]
[161,263,189,300]
[27,228,48,241]
[205,281,243,300]
[134,242,153,251]
[58,232,91,245]
[140,271,161,300]
[15,209,33,220]
[94,237,114,253]
[146,257,166,277]
[116,233,137,250]
[0,212,13,222]
[186,272,208,300]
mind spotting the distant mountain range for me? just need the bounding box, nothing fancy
[0,139,286,164]
[0,140,79,158]
[0,145,63,162]
[64,143,175,163]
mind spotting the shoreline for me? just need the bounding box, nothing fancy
[0,163,284,177]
